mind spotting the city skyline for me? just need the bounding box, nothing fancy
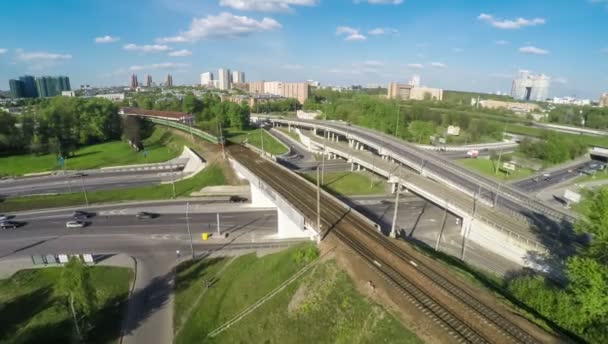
[0,0,607,98]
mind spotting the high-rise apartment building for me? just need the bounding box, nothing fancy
[200,72,214,87]
[248,81,310,104]
[130,74,138,89]
[218,68,231,90]
[35,76,71,98]
[19,75,38,98]
[387,82,443,101]
[9,79,24,98]
[511,71,550,102]
[165,74,173,87]
[600,93,608,107]
[231,70,245,84]
[146,75,153,87]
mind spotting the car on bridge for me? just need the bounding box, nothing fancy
[72,210,93,219]
[0,221,20,230]
[136,212,158,219]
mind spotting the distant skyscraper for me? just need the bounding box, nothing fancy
[218,68,231,90]
[511,71,550,101]
[600,93,608,107]
[231,70,245,84]
[9,79,25,98]
[200,72,213,86]
[35,76,71,97]
[146,74,153,87]
[130,74,138,89]
[165,74,173,87]
[19,75,38,98]
[409,74,421,87]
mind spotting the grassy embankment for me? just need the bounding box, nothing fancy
[225,128,289,156]
[303,171,386,196]
[0,266,131,344]
[173,243,421,344]
[456,158,535,181]
[0,163,226,212]
[0,126,188,177]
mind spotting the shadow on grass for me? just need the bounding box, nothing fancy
[69,150,101,159]
[0,287,54,340]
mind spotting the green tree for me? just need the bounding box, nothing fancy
[59,257,96,342]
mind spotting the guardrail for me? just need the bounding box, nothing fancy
[147,117,221,144]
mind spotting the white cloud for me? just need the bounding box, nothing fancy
[168,49,192,57]
[354,0,403,4]
[156,12,281,43]
[478,13,545,29]
[219,0,317,12]
[95,35,120,44]
[430,62,447,68]
[15,50,72,61]
[124,44,172,53]
[368,27,398,35]
[129,62,189,71]
[336,26,366,41]
[495,40,509,45]
[0,49,7,54]
[519,46,550,55]
[407,63,424,69]
[281,64,304,70]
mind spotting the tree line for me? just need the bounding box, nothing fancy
[0,97,121,157]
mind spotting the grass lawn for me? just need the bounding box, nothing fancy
[174,243,421,344]
[226,128,289,156]
[0,163,226,212]
[457,158,535,181]
[0,126,188,177]
[276,127,301,142]
[304,171,386,196]
[506,124,608,148]
[0,266,132,344]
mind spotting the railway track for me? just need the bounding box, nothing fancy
[230,147,546,343]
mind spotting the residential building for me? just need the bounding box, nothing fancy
[218,68,231,90]
[146,75,153,87]
[306,80,321,87]
[548,97,591,106]
[95,93,125,101]
[200,72,213,87]
[249,81,265,94]
[130,74,138,89]
[599,93,608,107]
[19,75,38,98]
[511,71,550,101]
[387,82,443,101]
[231,70,245,84]
[473,99,540,113]
[165,74,173,87]
[9,79,24,98]
[35,76,71,97]
[61,91,76,97]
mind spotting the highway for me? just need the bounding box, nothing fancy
[512,161,589,193]
[0,169,181,197]
[266,118,575,226]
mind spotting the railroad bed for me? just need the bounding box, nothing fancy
[230,146,552,343]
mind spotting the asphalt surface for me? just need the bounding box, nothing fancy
[0,169,181,197]
[511,161,590,193]
[269,118,574,226]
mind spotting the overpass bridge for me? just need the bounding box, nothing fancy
[119,107,221,144]
[253,116,577,228]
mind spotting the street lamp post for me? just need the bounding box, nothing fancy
[186,202,194,259]
[80,175,89,207]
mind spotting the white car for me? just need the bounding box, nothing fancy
[0,215,8,221]
[66,220,86,228]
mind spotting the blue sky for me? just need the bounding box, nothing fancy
[1,0,606,98]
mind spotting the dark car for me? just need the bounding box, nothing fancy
[229,196,248,203]
[136,212,158,219]
[0,221,19,229]
[72,210,92,219]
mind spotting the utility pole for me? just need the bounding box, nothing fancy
[172,173,176,199]
[461,185,481,260]
[186,202,194,259]
[260,127,265,157]
[216,213,221,236]
[321,131,326,185]
[80,176,89,207]
[435,201,449,251]
[390,164,403,238]
[316,164,321,235]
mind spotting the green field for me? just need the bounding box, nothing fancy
[0,266,131,344]
[276,127,301,141]
[457,158,535,181]
[506,124,608,147]
[304,171,387,196]
[226,128,289,156]
[0,126,188,176]
[0,163,226,212]
[174,244,420,344]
